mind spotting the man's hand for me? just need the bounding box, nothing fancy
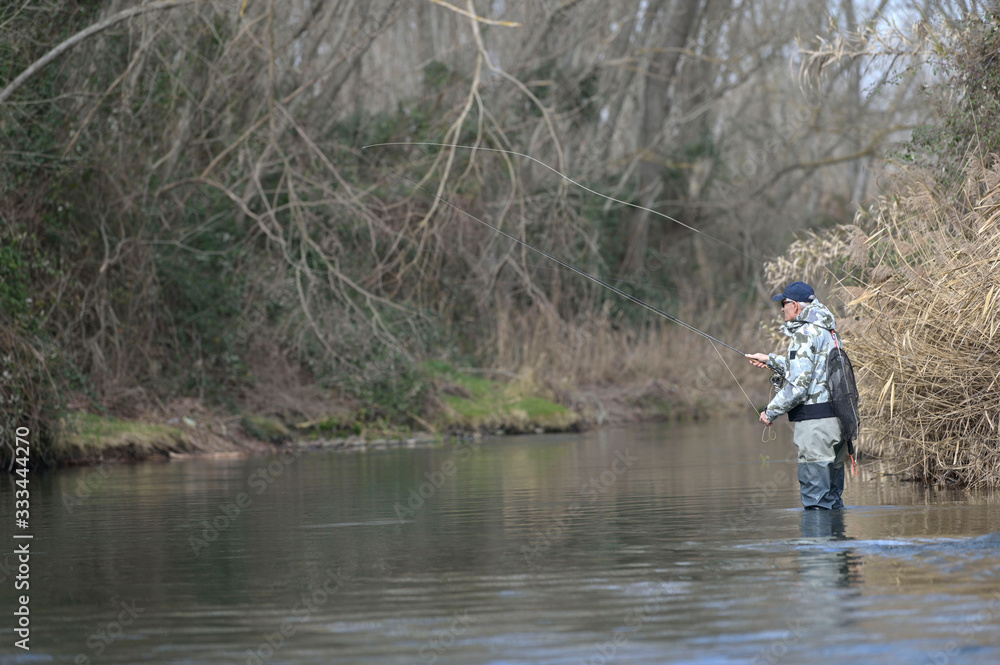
[759,411,773,426]
[746,353,769,369]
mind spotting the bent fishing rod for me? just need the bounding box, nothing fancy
[363,145,750,358]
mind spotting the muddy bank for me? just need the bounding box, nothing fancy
[26,367,733,469]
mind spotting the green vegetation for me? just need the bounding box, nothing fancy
[901,10,1000,181]
[0,241,31,323]
[240,415,291,444]
[427,361,579,432]
[54,413,190,463]
[2,1,967,470]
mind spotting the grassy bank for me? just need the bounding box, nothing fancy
[15,361,585,466]
[19,351,768,468]
[427,361,580,434]
[46,412,273,466]
[54,413,193,464]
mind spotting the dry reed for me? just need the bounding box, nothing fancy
[770,160,1000,488]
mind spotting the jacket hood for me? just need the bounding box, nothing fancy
[782,300,836,336]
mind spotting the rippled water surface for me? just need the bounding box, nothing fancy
[3,419,1000,664]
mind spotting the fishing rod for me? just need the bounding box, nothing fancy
[362,145,750,357]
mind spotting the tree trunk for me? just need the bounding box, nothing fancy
[621,0,702,275]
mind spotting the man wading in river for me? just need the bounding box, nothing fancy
[746,281,847,510]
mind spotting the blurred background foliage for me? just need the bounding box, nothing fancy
[0,0,993,465]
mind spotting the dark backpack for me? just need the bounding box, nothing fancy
[827,331,860,453]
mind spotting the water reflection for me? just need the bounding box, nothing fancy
[797,510,863,589]
[800,508,849,540]
[3,419,1000,664]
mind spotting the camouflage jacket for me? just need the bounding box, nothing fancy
[764,301,837,422]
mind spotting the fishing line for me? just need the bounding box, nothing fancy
[363,150,751,357]
[709,340,766,415]
[397,244,749,302]
[363,142,761,266]
[363,143,784,422]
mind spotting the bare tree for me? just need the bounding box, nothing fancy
[0,0,967,420]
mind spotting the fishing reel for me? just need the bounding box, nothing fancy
[769,369,786,393]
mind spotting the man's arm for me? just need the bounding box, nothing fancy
[746,353,788,374]
[763,342,818,421]
[768,353,788,376]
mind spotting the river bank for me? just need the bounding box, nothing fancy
[31,365,733,468]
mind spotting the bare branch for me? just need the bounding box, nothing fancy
[0,0,198,104]
[427,0,522,27]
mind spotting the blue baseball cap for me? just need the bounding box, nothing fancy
[772,281,815,303]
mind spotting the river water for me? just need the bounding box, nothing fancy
[3,419,1000,664]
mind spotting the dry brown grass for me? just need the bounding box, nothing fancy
[487,296,773,423]
[848,160,1000,488]
[770,159,1000,488]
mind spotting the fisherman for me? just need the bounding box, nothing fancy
[746,281,847,510]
